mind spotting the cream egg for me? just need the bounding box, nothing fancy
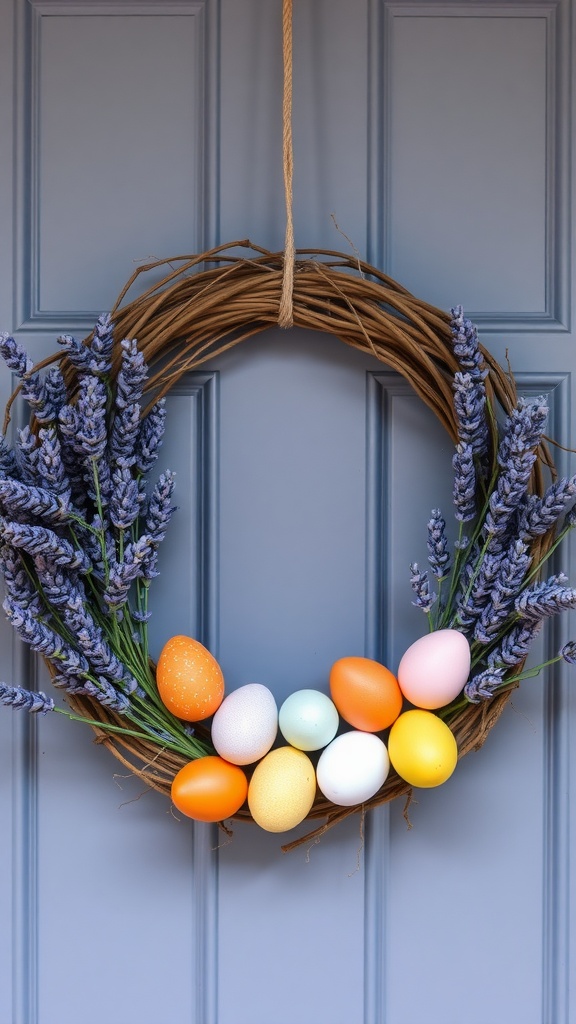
[211,683,278,765]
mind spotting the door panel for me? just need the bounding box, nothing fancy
[0,1,574,1022]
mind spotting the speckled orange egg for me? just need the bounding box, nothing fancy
[156,635,224,722]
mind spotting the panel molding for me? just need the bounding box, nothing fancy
[14,0,220,333]
[368,0,571,332]
[367,367,572,1022]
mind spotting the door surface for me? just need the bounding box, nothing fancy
[0,2,574,1023]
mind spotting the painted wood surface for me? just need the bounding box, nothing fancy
[0,2,574,1022]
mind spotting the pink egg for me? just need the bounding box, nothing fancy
[397,628,470,710]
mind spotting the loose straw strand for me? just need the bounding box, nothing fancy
[278,0,295,328]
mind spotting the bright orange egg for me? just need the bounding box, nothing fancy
[329,656,403,732]
[156,635,224,722]
[171,756,248,822]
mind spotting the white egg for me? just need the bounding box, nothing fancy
[316,731,390,806]
[397,628,471,709]
[211,683,278,765]
[279,689,339,751]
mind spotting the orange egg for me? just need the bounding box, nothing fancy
[329,656,403,732]
[171,756,248,822]
[156,635,224,722]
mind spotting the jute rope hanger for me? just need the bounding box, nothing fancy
[278,0,295,328]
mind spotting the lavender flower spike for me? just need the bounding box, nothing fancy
[0,683,55,714]
[0,519,90,571]
[515,577,576,622]
[0,334,34,377]
[427,509,450,580]
[135,399,167,475]
[453,372,488,458]
[464,667,506,703]
[0,478,70,525]
[450,307,488,383]
[452,442,477,522]
[409,562,436,613]
[561,641,576,665]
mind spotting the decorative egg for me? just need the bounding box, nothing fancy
[388,709,458,788]
[247,746,316,832]
[397,628,471,709]
[211,683,278,765]
[329,656,403,731]
[316,730,390,806]
[278,689,339,751]
[171,756,248,822]
[156,635,224,722]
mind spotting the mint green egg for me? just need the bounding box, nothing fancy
[278,689,339,751]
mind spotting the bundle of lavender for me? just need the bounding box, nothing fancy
[410,307,576,710]
[0,316,212,759]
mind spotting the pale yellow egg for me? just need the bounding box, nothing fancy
[248,746,316,832]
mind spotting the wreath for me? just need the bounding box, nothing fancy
[0,240,574,851]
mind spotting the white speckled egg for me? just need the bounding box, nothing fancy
[397,628,471,709]
[278,689,339,751]
[211,683,278,765]
[316,731,390,806]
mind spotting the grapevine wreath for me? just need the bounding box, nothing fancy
[1,240,575,852]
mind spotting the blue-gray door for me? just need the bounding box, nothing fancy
[0,2,574,1023]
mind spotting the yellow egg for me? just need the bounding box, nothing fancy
[388,709,458,788]
[248,746,316,832]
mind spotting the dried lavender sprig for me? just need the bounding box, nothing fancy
[135,399,167,475]
[464,667,506,703]
[453,372,489,457]
[109,338,148,467]
[36,427,71,496]
[0,518,90,571]
[452,443,477,523]
[62,376,108,463]
[0,333,33,377]
[143,471,176,545]
[0,478,71,525]
[0,336,59,424]
[519,476,576,540]
[0,543,45,613]
[427,508,450,580]
[483,449,537,549]
[75,678,131,713]
[450,307,488,383]
[473,539,532,644]
[0,683,54,714]
[487,619,542,668]
[16,426,39,485]
[409,562,436,613]
[561,641,576,664]
[514,575,576,622]
[58,313,114,377]
[0,436,18,478]
[454,547,504,631]
[497,397,548,466]
[103,535,156,609]
[109,466,142,531]
[32,574,138,691]
[3,597,92,678]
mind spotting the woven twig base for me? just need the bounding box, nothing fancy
[49,241,551,849]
